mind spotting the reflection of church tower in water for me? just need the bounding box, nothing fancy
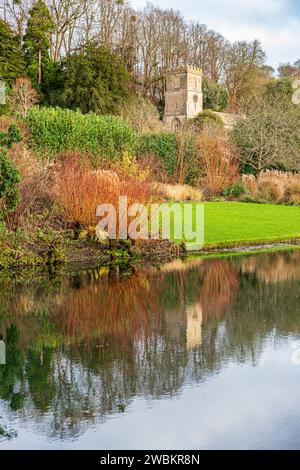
[163,67,203,131]
[186,303,203,350]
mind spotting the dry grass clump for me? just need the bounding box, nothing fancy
[0,116,14,132]
[241,170,300,204]
[257,179,283,203]
[285,182,300,204]
[0,116,28,136]
[5,143,53,228]
[241,174,257,195]
[156,183,202,202]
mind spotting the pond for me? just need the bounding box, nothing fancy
[0,251,300,450]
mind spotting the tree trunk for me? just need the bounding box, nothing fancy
[38,48,42,85]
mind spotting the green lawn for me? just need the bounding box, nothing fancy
[179,202,300,248]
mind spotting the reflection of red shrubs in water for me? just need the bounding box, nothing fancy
[55,271,159,344]
[0,258,241,350]
[200,260,239,320]
[57,260,240,343]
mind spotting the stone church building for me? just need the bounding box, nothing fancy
[163,66,203,131]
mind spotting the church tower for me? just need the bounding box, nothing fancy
[163,66,203,131]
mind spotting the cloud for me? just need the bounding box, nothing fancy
[130,0,300,68]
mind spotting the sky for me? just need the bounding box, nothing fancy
[131,0,300,70]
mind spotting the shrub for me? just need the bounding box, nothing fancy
[139,130,199,184]
[0,131,6,147]
[6,124,22,148]
[202,78,228,111]
[239,194,257,203]
[26,106,137,163]
[138,154,170,183]
[116,95,163,134]
[7,77,38,117]
[6,144,52,228]
[263,77,294,103]
[0,124,22,148]
[156,183,202,202]
[221,181,246,198]
[52,155,155,237]
[284,181,300,204]
[199,126,239,195]
[0,148,20,219]
[0,222,65,269]
[257,180,283,202]
[255,172,286,202]
[175,128,199,185]
[139,132,177,176]
[241,174,257,195]
[191,109,224,130]
[241,170,300,205]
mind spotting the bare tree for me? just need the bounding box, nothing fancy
[224,40,265,112]
[48,0,89,61]
[278,60,300,78]
[232,97,300,173]
[8,76,38,116]
[188,22,209,73]
[206,30,228,83]
[1,0,270,115]
[5,0,32,38]
[135,4,161,96]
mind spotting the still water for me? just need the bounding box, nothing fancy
[0,251,300,450]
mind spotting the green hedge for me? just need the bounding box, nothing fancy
[26,107,138,163]
[138,132,178,176]
[139,132,199,184]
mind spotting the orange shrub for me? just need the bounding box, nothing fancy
[52,155,156,237]
[199,126,239,195]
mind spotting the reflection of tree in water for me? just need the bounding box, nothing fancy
[199,260,239,320]
[241,251,300,283]
[0,252,300,440]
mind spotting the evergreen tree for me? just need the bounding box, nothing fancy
[53,42,130,114]
[23,0,54,85]
[0,19,25,82]
[202,78,228,111]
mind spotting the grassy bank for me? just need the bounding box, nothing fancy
[176,202,300,249]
